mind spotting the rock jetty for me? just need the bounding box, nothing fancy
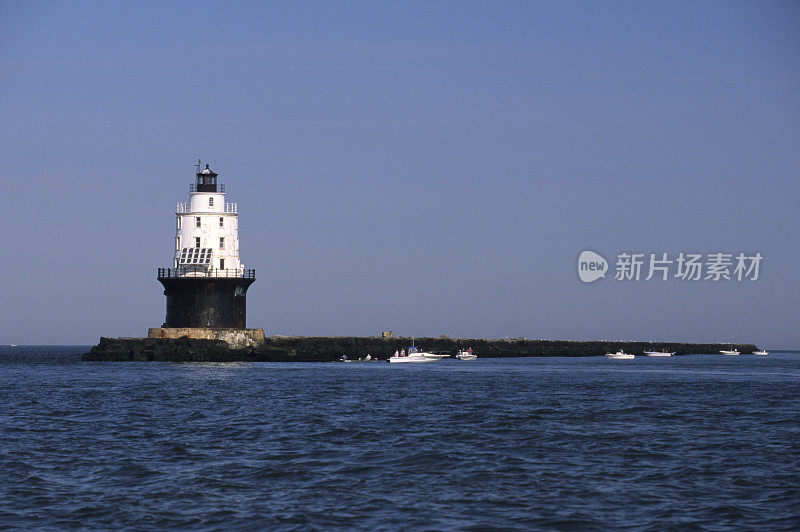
[83,336,759,362]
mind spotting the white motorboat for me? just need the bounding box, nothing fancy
[606,350,634,359]
[387,345,440,363]
[388,354,437,363]
[720,350,740,356]
[752,350,768,356]
[456,349,477,360]
[644,350,674,357]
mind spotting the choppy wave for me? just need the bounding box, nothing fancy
[1,348,799,529]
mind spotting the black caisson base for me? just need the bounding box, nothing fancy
[158,276,255,329]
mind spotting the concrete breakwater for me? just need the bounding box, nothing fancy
[83,336,759,362]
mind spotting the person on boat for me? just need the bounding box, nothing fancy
[394,350,399,358]
[401,349,405,357]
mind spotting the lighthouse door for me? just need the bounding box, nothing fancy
[234,285,246,328]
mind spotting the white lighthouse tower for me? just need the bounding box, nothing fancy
[155,160,257,332]
[173,161,242,275]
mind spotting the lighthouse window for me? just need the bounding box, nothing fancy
[219,237,225,249]
[209,197,214,207]
[219,217,224,227]
[220,259,225,270]
[195,217,201,228]
[195,237,201,248]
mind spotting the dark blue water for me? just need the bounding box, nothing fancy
[1,347,799,530]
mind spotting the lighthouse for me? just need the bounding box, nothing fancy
[154,160,257,334]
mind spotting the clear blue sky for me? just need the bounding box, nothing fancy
[1,1,798,347]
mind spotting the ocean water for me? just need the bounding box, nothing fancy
[1,347,799,530]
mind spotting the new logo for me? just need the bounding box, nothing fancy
[578,250,608,283]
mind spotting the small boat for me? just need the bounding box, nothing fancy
[752,350,768,356]
[456,349,477,360]
[720,350,740,355]
[606,350,634,359]
[339,356,374,363]
[644,350,674,357]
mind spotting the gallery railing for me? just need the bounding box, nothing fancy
[157,267,255,280]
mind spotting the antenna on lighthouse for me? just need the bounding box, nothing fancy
[195,158,202,176]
